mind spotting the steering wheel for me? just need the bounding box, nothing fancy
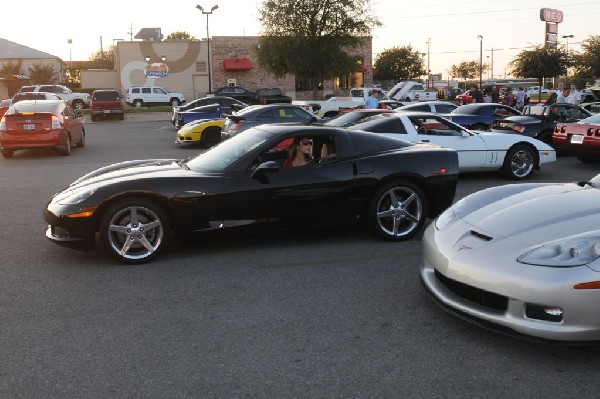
[417,125,428,134]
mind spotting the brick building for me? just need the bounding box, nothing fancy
[82,35,373,102]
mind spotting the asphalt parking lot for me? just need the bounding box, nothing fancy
[1,117,599,398]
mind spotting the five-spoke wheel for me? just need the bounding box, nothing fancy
[368,180,426,241]
[502,144,535,180]
[99,198,169,264]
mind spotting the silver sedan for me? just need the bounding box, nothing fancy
[421,176,600,343]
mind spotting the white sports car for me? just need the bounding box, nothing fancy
[421,178,600,343]
[350,111,556,180]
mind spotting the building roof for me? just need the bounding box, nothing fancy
[0,38,60,60]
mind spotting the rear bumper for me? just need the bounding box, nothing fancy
[1,130,65,149]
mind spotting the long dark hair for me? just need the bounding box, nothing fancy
[288,137,312,162]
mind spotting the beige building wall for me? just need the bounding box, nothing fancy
[80,70,119,90]
[82,36,373,102]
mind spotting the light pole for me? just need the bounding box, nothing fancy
[426,38,431,89]
[562,35,574,84]
[477,35,483,89]
[196,4,219,94]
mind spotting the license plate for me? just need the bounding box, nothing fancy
[22,123,35,130]
[570,134,584,144]
[104,110,111,113]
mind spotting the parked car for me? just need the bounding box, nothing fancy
[0,99,11,119]
[0,99,85,158]
[491,103,592,147]
[445,103,522,131]
[552,113,600,163]
[454,90,474,105]
[397,100,458,114]
[254,87,292,104]
[125,86,185,107]
[421,173,600,343]
[175,118,225,148]
[12,91,62,104]
[43,124,459,264]
[349,111,556,180]
[19,84,90,109]
[221,104,325,139]
[324,109,396,127]
[89,89,124,121]
[213,86,257,104]
[174,97,247,128]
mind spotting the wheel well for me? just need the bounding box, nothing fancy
[364,175,433,217]
[92,193,175,233]
[507,142,540,169]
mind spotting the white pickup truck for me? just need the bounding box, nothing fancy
[293,87,387,118]
[19,84,91,109]
[388,81,437,102]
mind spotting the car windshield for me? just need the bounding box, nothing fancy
[578,114,600,124]
[186,129,271,173]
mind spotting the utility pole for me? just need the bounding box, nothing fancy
[426,38,431,89]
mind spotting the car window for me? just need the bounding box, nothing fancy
[436,104,457,113]
[406,104,430,112]
[93,91,120,101]
[410,115,463,136]
[141,88,151,94]
[351,116,408,134]
[154,88,166,94]
[132,88,140,94]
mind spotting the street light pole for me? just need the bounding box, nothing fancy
[426,38,431,89]
[477,35,483,89]
[196,4,219,94]
[562,34,574,85]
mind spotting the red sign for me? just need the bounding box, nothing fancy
[540,8,563,23]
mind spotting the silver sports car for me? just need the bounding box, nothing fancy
[421,176,600,343]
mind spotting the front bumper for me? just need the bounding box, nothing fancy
[43,206,97,250]
[421,220,600,343]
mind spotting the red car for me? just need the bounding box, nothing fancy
[0,99,85,158]
[455,90,474,105]
[0,99,11,119]
[553,114,600,163]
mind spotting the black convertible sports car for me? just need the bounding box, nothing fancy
[44,125,459,264]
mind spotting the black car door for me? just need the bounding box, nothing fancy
[218,135,357,230]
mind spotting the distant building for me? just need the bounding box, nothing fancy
[0,38,65,98]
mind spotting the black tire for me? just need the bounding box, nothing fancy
[60,135,71,156]
[133,100,143,108]
[119,113,125,120]
[77,129,86,147]
[170,98,181,106]
[201,127,222,148]
[502,144,536,180]
[1,149,14,158]
[72,100,84,110]
[577,155,600,164]
[367,180,427,241]
[99,197,169,264]
[91,114,97,122]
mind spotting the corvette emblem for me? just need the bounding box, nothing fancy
[458,244,473,251]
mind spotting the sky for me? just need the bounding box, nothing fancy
[2,0,598,81]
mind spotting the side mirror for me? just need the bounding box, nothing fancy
[251,161,279,183]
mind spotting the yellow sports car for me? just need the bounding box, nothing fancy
[175,118,224,148]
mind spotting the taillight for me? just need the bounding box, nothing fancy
[51,115,61,129]
[513,124,525,133]
[229,121,244,131]
[0,116,5,130]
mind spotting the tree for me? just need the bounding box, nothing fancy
[0,61,22,79]
[166,31,196,40]
[88,45,115,69]
[509,45,568,95]
[28,63,58,84]
[574,35,600,80]
[449,61,480,89]
[256,0,381,99]
[373,46,426,82]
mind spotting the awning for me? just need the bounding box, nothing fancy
[223,58,253,70]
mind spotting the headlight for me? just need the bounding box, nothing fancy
[435,197,467,230]
[52,187,97,205]
[518,235,600,267]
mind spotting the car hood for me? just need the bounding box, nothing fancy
[463,183,600,245]
[69,159,193,189]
